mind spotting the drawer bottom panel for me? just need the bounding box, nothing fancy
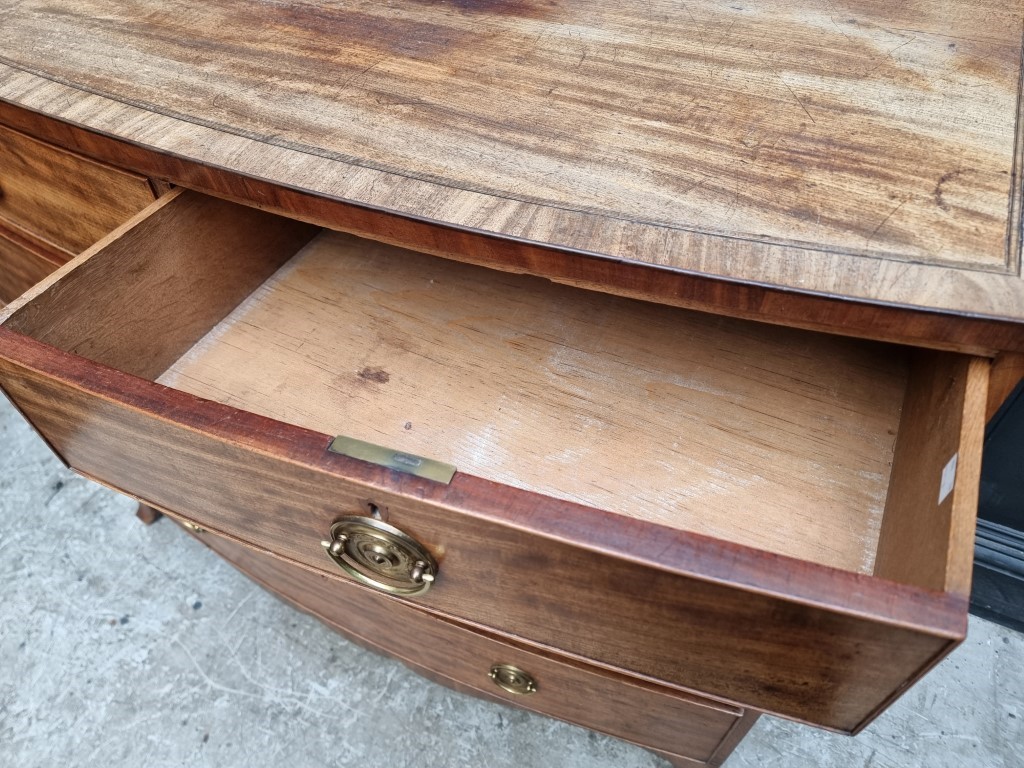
[184,521,756,767]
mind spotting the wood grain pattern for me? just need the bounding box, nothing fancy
[192,525,747,764]
[0,189,981,730]
[160,229,906,573]
[0,0,1018,265]
[1,0,1024,344]
[0,122,155,253]
[0,214,71,264]
[1,189,318,379]
[873,352,989,595]
[0,226,59,303]
[0,327,968,733]
[1,102,1022,357]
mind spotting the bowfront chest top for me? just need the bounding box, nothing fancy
[2,0,1024,353]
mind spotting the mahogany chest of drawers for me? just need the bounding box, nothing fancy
[3,1,1024,764]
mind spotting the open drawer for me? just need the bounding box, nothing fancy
[0,189,988,733]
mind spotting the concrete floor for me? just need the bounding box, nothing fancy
[1,395,1022,768]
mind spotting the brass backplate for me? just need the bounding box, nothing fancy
[327,436,456,484]
[322,516,438,597]
[488,664,537,696]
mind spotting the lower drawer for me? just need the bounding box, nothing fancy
[0,224,59,303]
[188,523,756,767]
[0,123,156,253]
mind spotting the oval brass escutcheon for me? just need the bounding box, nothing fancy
[320,515,437,596]
[488,664,537,696]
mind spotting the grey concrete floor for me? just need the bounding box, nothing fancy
[1,394,1022,768]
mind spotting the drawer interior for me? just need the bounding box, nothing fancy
[1,190,985,590]
[160,230,904,575]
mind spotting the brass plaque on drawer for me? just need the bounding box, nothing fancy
[327,436,457,484]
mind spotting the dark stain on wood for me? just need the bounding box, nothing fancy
[357,366,390,384]
[406,0,560,19]
[271,4,465,59]
[933,168,966,212]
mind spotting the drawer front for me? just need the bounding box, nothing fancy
[0,228,59,303]
[0,339,966,734]
[0,123,155,253]
[187,525,750,765]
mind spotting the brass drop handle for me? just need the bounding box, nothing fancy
[489,664,537,695]
[320,515,437,597]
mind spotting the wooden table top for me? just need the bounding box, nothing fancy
[2,0,1024,351]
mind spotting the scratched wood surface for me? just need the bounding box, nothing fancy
[160,230,907,573]
[2,0,1024,332]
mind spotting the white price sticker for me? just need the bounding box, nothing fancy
[938,453,958,504]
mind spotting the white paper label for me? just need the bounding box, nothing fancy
[938,453,958,504]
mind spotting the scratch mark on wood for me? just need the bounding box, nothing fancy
[682,3,710,71]
[751,49,817,125]
[867,199,909,246]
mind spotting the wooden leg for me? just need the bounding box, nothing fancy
[707,711,760,767]
[135,503,162,525]
[648,750,703,767]
[648,711,759,766]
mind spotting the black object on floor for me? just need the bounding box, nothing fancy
[971,380,1024,633]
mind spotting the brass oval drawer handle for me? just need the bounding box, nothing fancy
[181,520,205,533]
[489,664,537,696]
[320,515,437,597]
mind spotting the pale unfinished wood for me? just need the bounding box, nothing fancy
[159,230,908,573]
[873,352,989,595]
[0,122,156,253]
[2,189,318,379]
[3,1,1024,340]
